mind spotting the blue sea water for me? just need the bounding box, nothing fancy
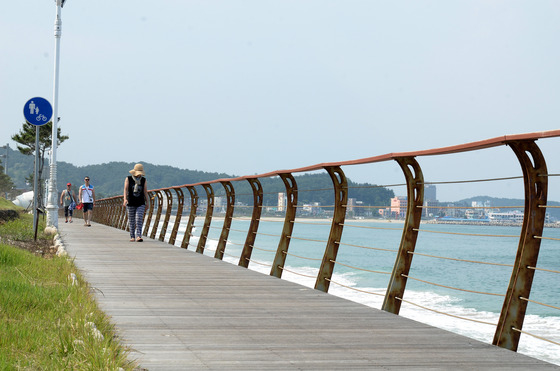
[154,217,560,366]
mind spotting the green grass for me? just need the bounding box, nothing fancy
[0,214,137,370]
[0,215,49,242]
[0,197,23,211]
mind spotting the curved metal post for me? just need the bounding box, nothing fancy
[106,199,115,227]
[120,198,128,231]
[97,199,107,225]
[181,186,198,249]
[143,191,155,236]
[150,190,164,240]
[113,197,125,230]
[239,178,263,268]
[158,189,173,242]
[493,140,548,351]
[108,199,116,227]
[315,166,348,292]
[169,187,184,246]
[382,157,424,314]
[110,198,118,228]
[270,173,298,278]
[215,181,235,260]
[197,184,215,254]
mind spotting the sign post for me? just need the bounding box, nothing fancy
[23,97,52,237]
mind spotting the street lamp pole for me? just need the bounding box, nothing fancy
[46,0,65,228]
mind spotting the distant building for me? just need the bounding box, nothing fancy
[488,211,524,223]
[444,203,458,218]
[423,200,440,217]
[278,192,286,212]
[421,185,438,217]
[390,196,407,218]
[302,202,321,215]
[347,198,356,212]
[424,185,437,201]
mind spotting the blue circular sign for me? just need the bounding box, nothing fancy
[23,97,53,126]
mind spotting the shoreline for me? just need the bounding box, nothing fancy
[157,215,559,228]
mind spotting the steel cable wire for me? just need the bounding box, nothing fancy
[519,296,560,312]
[527,265,560,274]
[246,258,272,267]
[257,232,282,238]
[250,245,277,253]
[512,327,560,347]
[328,260,391,275]
[283,251,322,261]
[408,251,514,267]
[339,223,404,232]
[535,236,560,241]
[222,251,240,260]
[337,241,398,253]
[402,274,505,297]
[423,175,523,185]
[291,220,331,226]
[325,278,386,297]
[278,266,317,279]
[414,228,519,238]
[287,236,328,244]
[395,297,497,327]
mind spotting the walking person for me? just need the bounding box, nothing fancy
[59,182,77,223]
[123,163,149,242]
[79,176,96,227]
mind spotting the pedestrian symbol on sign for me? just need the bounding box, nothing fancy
[23,97,53,126]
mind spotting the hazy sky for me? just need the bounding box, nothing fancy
[2,1,559,201]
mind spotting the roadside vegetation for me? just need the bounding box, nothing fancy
[0,202,137,370]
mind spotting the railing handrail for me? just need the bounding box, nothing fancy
[90,129,560,358]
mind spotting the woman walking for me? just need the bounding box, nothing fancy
[60,182,76,223]
[123,163,150,242]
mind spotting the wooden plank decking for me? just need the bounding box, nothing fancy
[59,221,558,370]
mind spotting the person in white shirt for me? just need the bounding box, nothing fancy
[78,176,96,226]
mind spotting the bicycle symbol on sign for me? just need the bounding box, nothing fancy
[36,114,48,122]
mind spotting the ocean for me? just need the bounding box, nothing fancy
[152,217,560,366]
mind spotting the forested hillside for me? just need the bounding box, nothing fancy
[4,146,394,207]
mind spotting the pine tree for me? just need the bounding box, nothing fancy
[0,164,15,198]
[11,122,69,207]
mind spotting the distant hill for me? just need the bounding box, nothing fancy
[2,145,34,189]
[2,146,394,207]
[56,161,234,199]
[58,163,394,208]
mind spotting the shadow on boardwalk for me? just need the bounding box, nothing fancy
[59,221,558,370]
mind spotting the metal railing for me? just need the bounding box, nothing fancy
[92,130,560,354]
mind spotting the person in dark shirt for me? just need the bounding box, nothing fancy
[60,182,77,223]
[123,163,150,242]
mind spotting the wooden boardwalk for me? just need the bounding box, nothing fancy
[59,221,558,370]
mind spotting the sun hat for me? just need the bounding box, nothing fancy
[129,163,145,177]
